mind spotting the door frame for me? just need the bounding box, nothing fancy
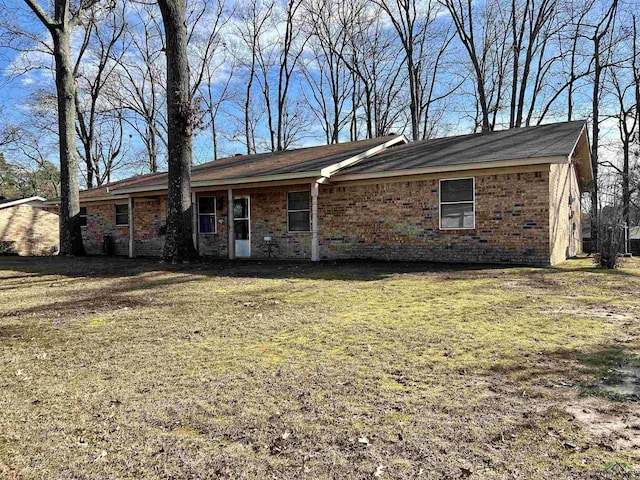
[234,195,251,258]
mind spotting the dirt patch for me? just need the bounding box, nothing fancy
[539,306,632,321]
[565,397,640,452]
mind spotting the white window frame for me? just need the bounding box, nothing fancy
[115,203,129,227]
[198,196,217,235]
[79,206,88,228]
[439,177,476,230]
[287,190,311,233]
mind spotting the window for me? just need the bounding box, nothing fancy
[115,203,129,226]
[198,197,217,234]
[79,207,87,227]
[439,178,475,229]
[287,191,310,232]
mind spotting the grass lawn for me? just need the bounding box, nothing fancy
[1,256,639,479]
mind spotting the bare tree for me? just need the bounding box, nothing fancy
[507,0,560,127]
[112,2,167,173]
[336,0,405,139]
[377,0,456,140]
[441,0,511,132]
[600,11,639,230]
[19,0,89,254]
[233,0,274,154]
[74,2,126,188]
[588,0,618,249]
[157,0,197,262]
[187,0,234,161]
[300,0,352,144]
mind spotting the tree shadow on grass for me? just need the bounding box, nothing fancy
[0,255,528,282]
[0,271,205,321]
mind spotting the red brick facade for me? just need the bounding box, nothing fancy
[78,164,582,265]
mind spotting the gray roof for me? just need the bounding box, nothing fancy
[341,121,586,175]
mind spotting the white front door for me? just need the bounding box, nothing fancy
[234,196,250,258]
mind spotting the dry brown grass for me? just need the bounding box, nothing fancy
[1,256,639,479]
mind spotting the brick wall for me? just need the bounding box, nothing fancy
[235,186,312,259]
[82,197,167,257]
[133,197,166,257]
[0,205,59,255]
[196,191,228,258]
[195,187,312,260]
[318,169,551,265]
[549,163,582,265]
[77,166,570,265]
[82,202,130,255]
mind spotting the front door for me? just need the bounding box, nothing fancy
[234,196,250,258]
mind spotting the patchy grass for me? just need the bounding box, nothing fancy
[1,256,640,479]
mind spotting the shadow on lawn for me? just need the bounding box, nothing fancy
[1,271,204,319]
[0,255,517,282]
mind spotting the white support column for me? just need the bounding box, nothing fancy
[228,188,235,259]
[311,181,319,261]
[191,191,198,253]
[128,196,135,258]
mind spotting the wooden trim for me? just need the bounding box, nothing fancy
[319,135,408,177]
[332,156,566,183]
[330,164,552,187]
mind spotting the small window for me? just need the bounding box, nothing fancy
[115,203,129,226]
[440,178,475,230]
[287,191,310,232]
[79,207,87,227]
[198,197,217,234]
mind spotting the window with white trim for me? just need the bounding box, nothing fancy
[115,203,129,226]
[439,178,475,229]
[287,191,310,232]
[198,197,217,234]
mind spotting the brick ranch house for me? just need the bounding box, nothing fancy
[0,196,59,255]
[46,121,592,266]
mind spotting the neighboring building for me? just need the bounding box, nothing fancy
[630,227,640,256]
[0,196,59,255]
[45,121,592,266]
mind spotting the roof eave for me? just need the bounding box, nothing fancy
[568,123,594,192]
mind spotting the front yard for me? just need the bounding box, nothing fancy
[1,256,639,479]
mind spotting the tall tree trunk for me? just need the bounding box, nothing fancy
[53,27,83,255]
[158,0,197,262]
[23,0,84,255]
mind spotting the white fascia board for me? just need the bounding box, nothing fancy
[568,124,594,181]
[319,135,409,178]
[333,156,567,182]
[0,196,47,209]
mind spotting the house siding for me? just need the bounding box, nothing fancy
[234,186,312,260]
[0,204,59,255]
[77,167,564,265]
[197,191,228,258]
[549,163,582,265]
[319,170,551,265]
[82,202,130,256]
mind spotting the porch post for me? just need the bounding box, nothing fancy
[128,196,135,258]
[191,191,198,253]
[311,181,319,261]
[228,188,235,259]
